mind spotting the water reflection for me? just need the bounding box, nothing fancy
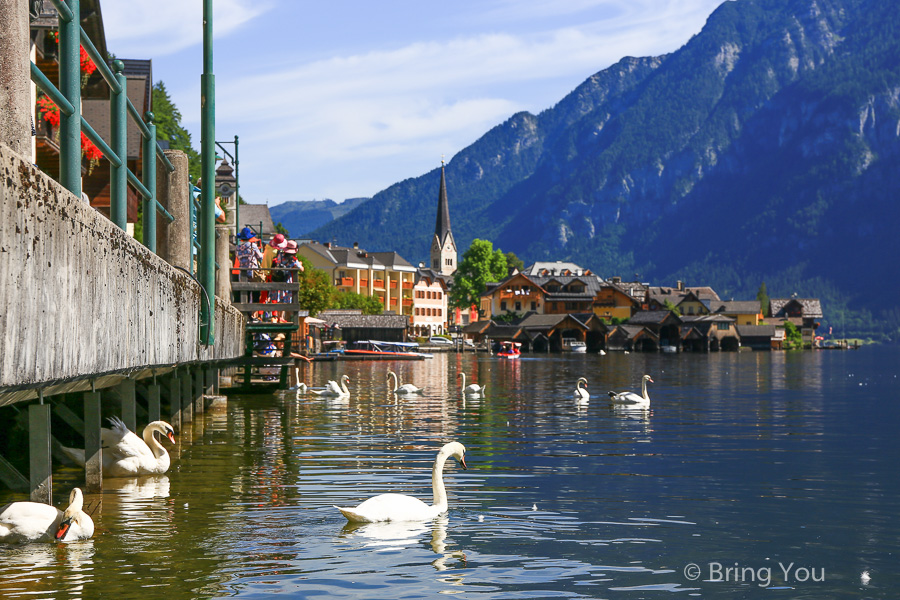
[0,349,896,598]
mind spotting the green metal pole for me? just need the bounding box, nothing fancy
[142,112,157,252]
[110,60,127,229]
[234,134,239,237]
[58,0,81,197]
[199,0,216,345]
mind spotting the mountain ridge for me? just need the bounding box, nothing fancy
[307,0,900,340]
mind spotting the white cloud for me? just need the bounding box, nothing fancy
[103,0,270,57]
[155,0,724,204]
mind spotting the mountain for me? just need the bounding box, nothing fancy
[309,0,900,341]
[270,197,368,237]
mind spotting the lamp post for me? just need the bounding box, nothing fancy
[199,0,215,345]
[215,135,239,236]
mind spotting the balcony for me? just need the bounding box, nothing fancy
[402,298,412,307]
[389,280,398,289]
[402,281,413,290]
[359,278,369,287]
[373,279,385,289]
[336,277,354,287]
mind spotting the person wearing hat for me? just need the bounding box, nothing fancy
[273,240,304,323]
[236,226,263,283]
[259,233,289,305]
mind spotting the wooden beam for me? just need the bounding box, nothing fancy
[29,404,52,504]
[84,391,102,492]
[0,454,29,491]
[118,379,136,431]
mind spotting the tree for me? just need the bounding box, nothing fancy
[783,320,802,349]
[504,251,524,274]
[450,239,507,309]
[274,221,290,236]
[664,299,681,316]
[757,282,770,317]
[333,291,383,315]
[152,81,201,181]
[295,256,333,316]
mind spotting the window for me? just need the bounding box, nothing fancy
[515,302,521,311]
[500,301,507,311]
[531,301,537,311]
[717,322,730,331]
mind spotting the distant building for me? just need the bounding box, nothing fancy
[412,267,450,336]
[297,241,416,318]
[430,161,457,276]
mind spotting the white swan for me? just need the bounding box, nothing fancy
[0,488,94,542]
[459,372,485,397]
[61,417,175,477]
[574,377,590,401]
[608,374,653,409]
[335,442,467,523]
[309,375,350,397]
[387,370,424,395]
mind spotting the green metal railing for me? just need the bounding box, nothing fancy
[31,0,175,248]
[29,0,217,344]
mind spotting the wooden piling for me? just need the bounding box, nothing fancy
[28,403,52,504]
[84,391,102,492]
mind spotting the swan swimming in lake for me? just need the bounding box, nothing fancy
[574,377,590,401]
[608,375,653,409]
[387,370,424,395]
[0,488,94,543]
[335,442,467,523]
[309,375,350,397]
[459,372,485,397]
[62,417,175,477]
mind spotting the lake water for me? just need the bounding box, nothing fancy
[1,347,898,598]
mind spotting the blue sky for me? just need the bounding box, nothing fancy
[103,0,725,206]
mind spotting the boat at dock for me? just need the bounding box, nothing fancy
[343,340,433,360]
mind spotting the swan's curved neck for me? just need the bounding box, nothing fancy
[460,373,466,389]
[341,378,349,395]
[641,379,649,400]
[431,450,450,510]
[142,425,166,459]
[389,372,398,391]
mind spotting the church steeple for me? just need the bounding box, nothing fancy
[430,159,457,275]
[434,159,452,244]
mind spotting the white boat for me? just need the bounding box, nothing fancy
[661,345,677,354]
[562,338,587,353]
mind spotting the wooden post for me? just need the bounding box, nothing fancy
[147,378,161,423]
[167,373,182,432]
[181,368,193,424]
[194,366,205,414]
[83,391,102,492]
[118,378,136,431]
[28,403,52,504]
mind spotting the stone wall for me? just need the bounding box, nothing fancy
[0,143,244,406]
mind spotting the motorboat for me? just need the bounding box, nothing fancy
[562,338,587,353]
[497,341,521,359]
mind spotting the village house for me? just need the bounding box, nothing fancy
[769,297,823,346]
[592,280,644,322]
[647,281,720,312]
[480,263,604,320]
[412,267,450,336]
[710,300,763,325]
[297,241,416,318]
[679,314,740,352]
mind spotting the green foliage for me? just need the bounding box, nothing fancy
[295,256,334,317]
[152,82,201,181]
[783,320,803,349]
[274,221,289,236]
[757,283,769,317]
[504,251,524,274]
[450,239,508,309]
[494,311,520,323]
[663,299,681,316]
[332,291,383,315]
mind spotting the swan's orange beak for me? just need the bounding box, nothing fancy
[459,455,468,470]
[55,517,72,540]
[167,431,176,444]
